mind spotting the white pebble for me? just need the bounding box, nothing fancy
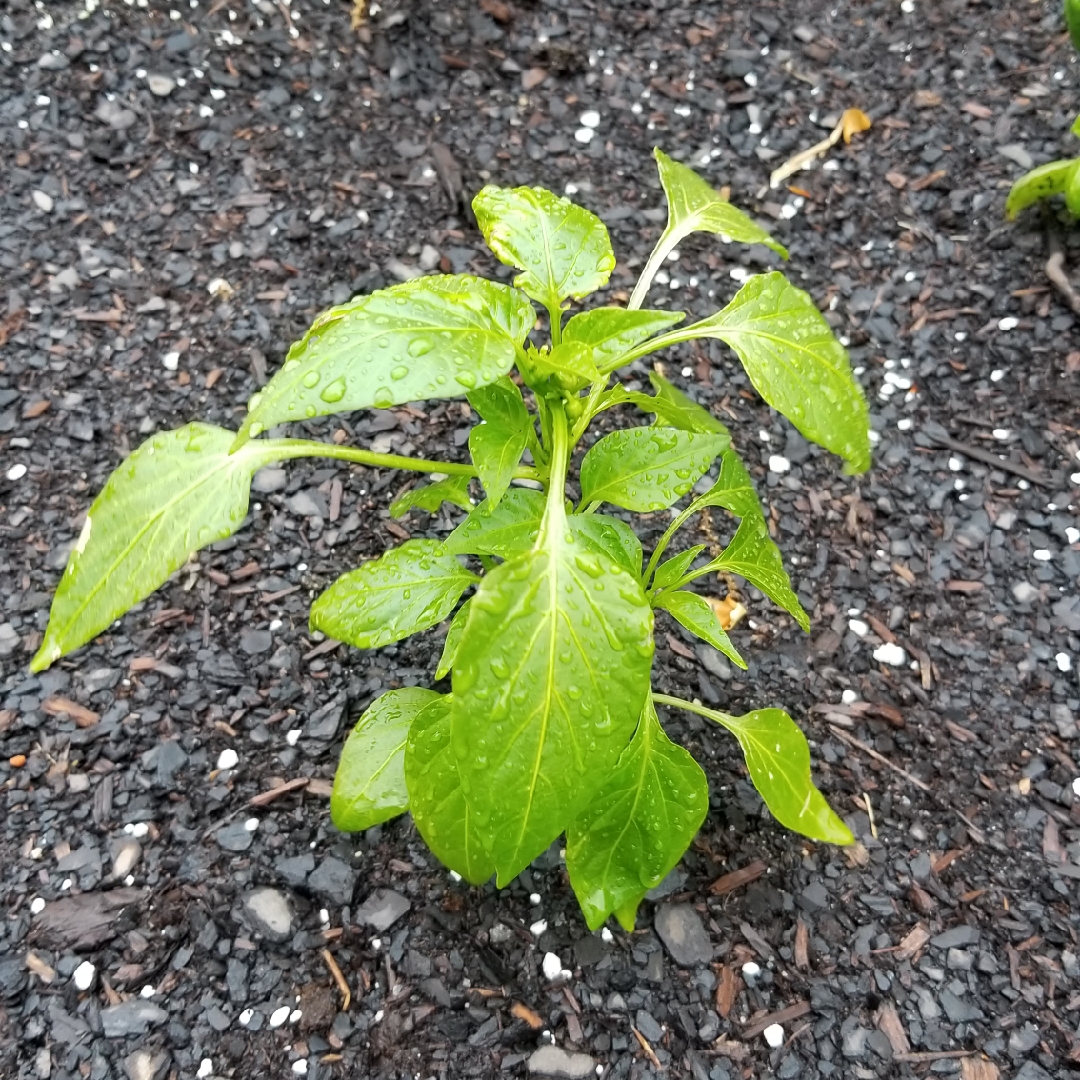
[601,927,613,943]
[30,897,46,915]
[992,429,1011,441]
[1057,653,1073,673]
[763,1023,785,1048]
[269,1006,291,1028]
[741,961,761,978]
[32,190,54,213]
[579,110,600,128]
[1073,778,1080,797]
[990,369,1005,382]
[542,952,563,981]
[6,463,27,481]
[196,1060,212,1079]
[371,937,382,951]
[320,908,330,925]
[901,0,915,11]
[448,870,462,883]
[244,818,259,832]
[216,748,239,771]
[530,919,548,937]
[1033,549,1052,562]
[210,86,226,100]
[1066,527,1079,544]
[140,984,156,998]
[768,454,791,473]
[286,729,301,746]
[529,892,542,905]
[574,127,595,144]
[162,351,180,371]
[897,418,912,431]
[73,961,96,991]
[997,317,1019,331]
[291,1061,308,1076]
[873,642,907,666]
[744,72,758,87]
[239,1009,254,1026]
[848,619,869,638]
[948,456,963,472]
[841,689,858,704]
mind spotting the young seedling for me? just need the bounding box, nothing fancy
[33,149,871,930]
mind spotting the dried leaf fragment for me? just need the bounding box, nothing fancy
[511,1001,544,1029]
[840,108,872,143]
[770,108,872,188]
[706,595,747,631]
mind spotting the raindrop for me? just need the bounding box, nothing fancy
[248,422,264,438]
[408,337,433,357]
[391,365,409,380]
[302,371,320,388]
[320,378,347,403]
[455,371,477,389]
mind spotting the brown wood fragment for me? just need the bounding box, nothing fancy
[248,777,310,807]
[631,1026,663,1069]
[42,696,99,728]
[320,949,351,1011]
[715,965,740,1019]
[742,1000,811,1040]
[960,1058,1000,1080]
[875,1000,911,1055]
[709,860,766,896]
[794,919,810,970]
[932,849,964,875]
[895,922,930,962]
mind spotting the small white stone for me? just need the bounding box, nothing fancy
[763,1023,785,1048]
[207,277,234,299]
[841,689,858,704]
[244,817,260,832]
[530,919,548,937]
[897,418,912,431]
[30,897,46,915]
[239,1009,254,1026]
[196,1060,212,1079]
[211,86,226,100]
[1033,549,1053,562]
[542,952,563,981]
[286,729,301,746]
[448,870,462,883]
[32,190,54,213]
[1066,527,1079,544]
[574,127,595,144]
[291,1062,308,1077]
[990,369,1005,382]
[997,317,1019,331]
[374,1009,384,1022]
[948,456,963,472]
[162,351,180,371]
[873,642,907,666]
[6,463,27,481]
[848,619,869,638]
[601,927,613,943]
[320,908,330,925]
[73,961,96,991]
[269,1006,291,1028]
[1073,778,1080,797]
[741,961,761,978]
[529,892,542,906]
[768,454,791,474]
[216,748,239,771]
[579,110,600,128]
[992,429,1011,441]
[744,72,758,87]
[1057,653,1073,673]
[901,0,915,11]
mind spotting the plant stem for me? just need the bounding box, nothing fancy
[570,376,611,445]
[597,320,715,376]
[652,692,727,724]
[642,501,701,587]
[541,400,570,540]
[547,302,564,347]
[262,438,541,481]
[627,226,679,311]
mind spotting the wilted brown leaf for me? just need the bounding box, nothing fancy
[913,89,942,109]
[840,107,872,143]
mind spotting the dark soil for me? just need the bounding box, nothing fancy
[2,1,1079,1079]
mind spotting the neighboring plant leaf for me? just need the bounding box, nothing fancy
[566,695,709,931]
[653,589,746,669]
[1072,111,1080,138]
[654,148,788,257]
[564,308,686,370]
[520,342,599,392]
[642,370,730,435]
[436,599,471,680]
[699,705,853,845]
[694,447,761,519]
[390,475,472,518]
[690,272,871,474]
[31,423,281,672]
[579,428,727,512]
[568,513,643,578]
[1005,158,1077,220]
[1067,0,1080,52]
[331,688,441,832]
[444,487,546,559]
[405,695,496,885]
[1067,159,1080,218]
[310,539,477,648]
[652,545,705,590]
[472,185,617,310]
[233,275,534,446]
[467,376,530,430]
[451,530,654,885]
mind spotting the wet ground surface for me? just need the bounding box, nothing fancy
[2,0,1080,1078]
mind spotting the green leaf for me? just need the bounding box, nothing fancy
[436,599,471,680]
[467,376,530,429]
[467,377,532,507]
[444,487,545,559]
[694,447,762,519]
[390,475,472,518]
[580,428,727,512]
[700,706,853,845]
[472,185,616,310]
[653,590,746,669]
[568,514,643,578]
[405,695,496,885]
[643,370,730,435]
[234,275,535,446]
[1005,159,1077,220]
[520,342,599,392]
[652,545,705,590]
[310,539,477,649]
[713,513,808,631]
[31,423,280,672]
[689,272,871,474]
[564,308,686,370]
[1072,112,1080,138]
[451,529,654,885]
[654,148,787,258]
[331,688,441,832]
[566,696,709,931]
[1067,0,1080,52]
[1067,160,1080,218]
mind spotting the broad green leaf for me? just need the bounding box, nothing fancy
[472,185,616,310]
[568,514,642,578]
[436,599,471,680]
[310,539,477,649]
[469,422,528,509]
[580,428,727,512]
[564,308,686,370]
[654,148,787,257]
[1068,0,1080,54]
[1005,159,1077,219]
[708,513,809,631]
[444,487,545,559]
[520,342,599,392]
[31,423,281,672]
[653,589,746,669]
[643,370,730,435]
[1067,160,1080,217]
[652,545,705,590]
[390,475,472,518]
[405,696,496,885]
[451,526,654,885]
[702,706,853,845]
[689,272,871,474]
[467,376,530,430]
[233,275,534,446]
[566,696,709,931]
[693,447,761,519]
[331,688,441,832]
[1072,112,1080,138]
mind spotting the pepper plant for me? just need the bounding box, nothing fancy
[33,149,870,931]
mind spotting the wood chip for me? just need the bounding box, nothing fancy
[631,1026,663,1069]
[794,919,810,970]
[521,67,547,90]
[248,776,310,807]
[960,1059,1000,1080]
[23,399,51,418]
[896,922,930,962]
[875,1000,911,1055]
[25,951,56,984]
[478,0,511,22]
[932,849,964,875]
[511,1001,543,1029]
[307,778,333,797]
[828,725,931,791]
[709,860,766,896]
[945,579,985,593]
[961,101,993,119]
[711,1037,749,1062]
[913,89,942,108]
[911,169,947,191]
[42,696,99,728]
[715,965,741,1019]
[321,948,351,1011]
[742,1000,810,1040]
[740,921,774,959]
[885,171,907,189]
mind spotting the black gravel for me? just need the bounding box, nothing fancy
[2,1,1079,1078]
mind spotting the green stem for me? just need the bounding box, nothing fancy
[262,438,541,481]
[627,225,680,311]
[540,400,570,540]
[547,301,564,347]
[570,377,610,445]
[642,502,700,587]
[597,321,712,376]
[652,692,728,724]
